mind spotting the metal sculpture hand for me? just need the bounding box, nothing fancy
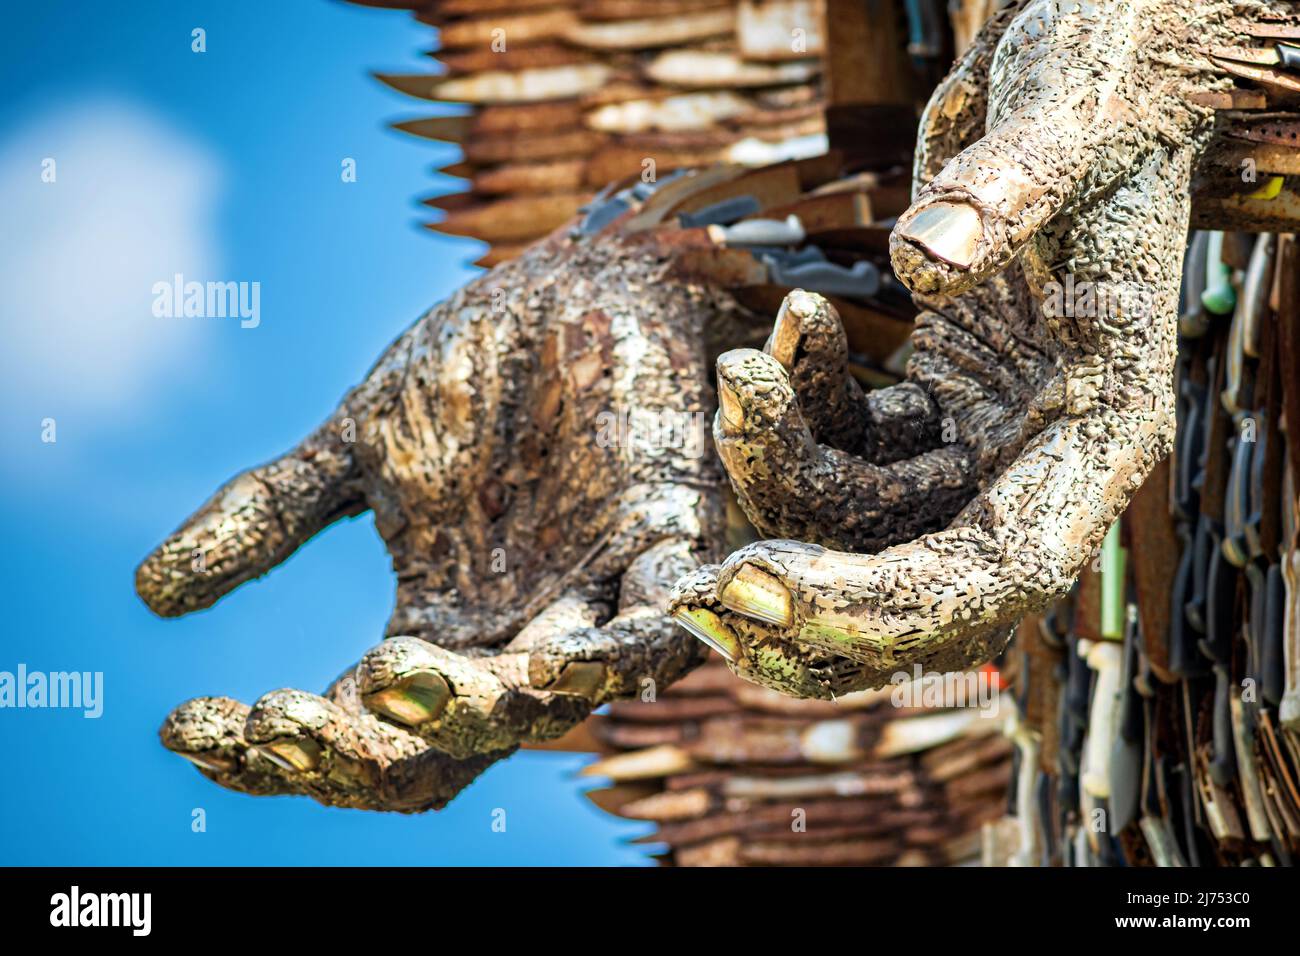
[670,0,1287,698]
[138,232,724,811]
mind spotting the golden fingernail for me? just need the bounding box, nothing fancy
[717,377,745,433]
[547,661,608,698]
[719,564,793,628]
[257,736,322,773]
[898,201,982,269]
[672,608,741,663]
[178,750,236,773]
[363,671,451,727]
[768,299,803,370]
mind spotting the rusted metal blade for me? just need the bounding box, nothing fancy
[1228,20,1300,41]
[646,49,821,88]
[473,243,531,268]
[424,191,589,241]
[721,767,921,800]
[877,705,1007,758]
[580,744,700,781]
[436,8,580,50]
[422,0,561,20]
[436,160,476,180]
[617,787,715,822]
[520,715,612,754]
[582,783,660,815]
[731,680,893,715]
[636,797,935,847]
[1189,88,1270,110]
[436,44,596,78]
[1206,44,1281,66]
[375,73,448,101]
[739,0,828,62]
[918,733,1015,783]
[579,0,731,20]
[1200,143,1300,183]
[1225,117,1300,147]
[377,65,615,105]
[564,9,736,50]
[738,836,905,865]
[419,190,478,212]
[462,128,607,165]
[1210,56,1300,96]
[390,115,474,144]
[1193,181,1300,231]
[752,190,873,231]
[606,696,740,724]
[593,720,689,749]
[475,160,587,195]
[475,100,587,135]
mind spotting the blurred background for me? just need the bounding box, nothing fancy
[0,0,650,865]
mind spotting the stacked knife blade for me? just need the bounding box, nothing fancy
[580,148,922,376]
[1192,17,1300,231]
[543,658,1012,865]
[991,232,1300,867]
[352,0,837,266]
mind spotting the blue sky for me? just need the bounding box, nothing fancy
[0,0,653,865]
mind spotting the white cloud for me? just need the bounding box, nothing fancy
[0,99,223,416]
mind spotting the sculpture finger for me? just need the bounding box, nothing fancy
[707,375,1172,690]
[160,696,305,798]
[359,608,698,757]
[668,564,876,699]
[524,537,717,703]
[715,348,974,553]
[242,688,500,811]
[357,637,543,759]
[891,0,1139,295]
[136,416,364,617]
[745,133,1181,689]
[765,290,941,460]
[764,289,871,451]
[361,539,716,755]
